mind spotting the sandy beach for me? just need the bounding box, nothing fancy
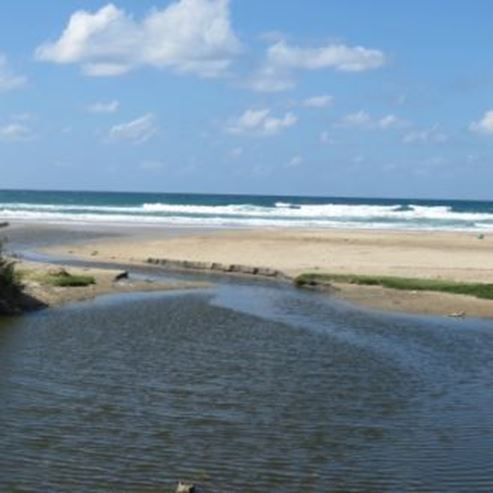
[35,225,493,318]
[11,258,208,310]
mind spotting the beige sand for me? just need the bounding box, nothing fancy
[43,228,493,318]
[16,260,208,309]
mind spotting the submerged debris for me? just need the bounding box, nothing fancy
[176,481,196,493]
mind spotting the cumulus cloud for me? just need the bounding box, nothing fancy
[470,110,493,135]
[303,94,333,108]
[87,100,120,113]
[108,114,157,143]
[337,111,405,129]
[402,125,448,144]
[35,0,241,78]
[0,123,32,141]
[226,108,297,136]
[267,41,385,72]
[248,40,385,92]
[0,54,27,92]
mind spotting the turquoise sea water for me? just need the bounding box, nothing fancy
[1,189,493,230]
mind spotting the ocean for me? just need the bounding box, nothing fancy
[1,189,493,231]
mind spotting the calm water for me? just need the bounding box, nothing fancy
[1,275,493,492]
[2,189,493,230]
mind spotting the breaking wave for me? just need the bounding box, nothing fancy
[1,199,493,231]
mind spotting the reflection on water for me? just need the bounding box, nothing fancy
[1,282,493,492]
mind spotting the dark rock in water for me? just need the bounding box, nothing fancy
[90,250,99,256]
[256,267,280,277]
[184,260,212,271]
[0,221,9,228]
[113,271,129,281]
[176,481,196,493]
[231,264,257,275]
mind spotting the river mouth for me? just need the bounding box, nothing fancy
[2,225,493,491]
[2,266,493,492]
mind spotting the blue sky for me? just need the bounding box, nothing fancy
[1,0,493,199]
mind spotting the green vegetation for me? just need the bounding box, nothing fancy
[46,273,95,287]
[0,239,23,314]
[0,251,16,289]
[295,273,493,300]
[17,267,96,288]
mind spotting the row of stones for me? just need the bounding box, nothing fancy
[146,257,285,279]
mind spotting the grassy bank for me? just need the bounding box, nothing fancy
[0,241,24,315]
[17,269,96,288]
[295,273,493,300]
[45,273,95,287]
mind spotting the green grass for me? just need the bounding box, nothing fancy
[14,268,96,288]
[294,273,493,300]
[46,274,95,287]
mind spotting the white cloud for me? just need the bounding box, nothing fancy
[402,125,448,144]
[0,54,27,92]
[267,40,385,72]
[303,94,333,108]
[35,0,241,78]
[470,110,493,135]
[287,155,303,167]
[338,110,371,127]
[108,114,157,143]
[226,108,297,136]
[246,65,294,93]
[0,123,32,141]
[377,114,401,129]
[247,40,385,92]
[337,111,405,129]
[87,100,119,113]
